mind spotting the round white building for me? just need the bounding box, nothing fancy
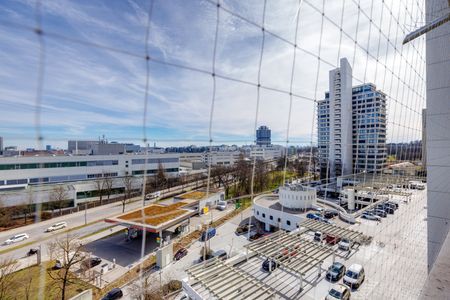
[253,184,317,232]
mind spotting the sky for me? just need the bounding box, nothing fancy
[0,0,426,149]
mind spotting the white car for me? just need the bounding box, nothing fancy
[46,221,67,232]
[217,201,227,211]
[343,264,365,289]
[361,212,381,221]
[3,233,29,245]
[338,238,351,251]
[326,283,351,300]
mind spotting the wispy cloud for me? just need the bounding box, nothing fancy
[0,0,425,149]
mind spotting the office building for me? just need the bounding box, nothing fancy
[256,125,271,146]
[318,58,387,179]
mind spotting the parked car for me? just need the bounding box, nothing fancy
[324,209,339,219]
[386,201,399,209]
[27,248,39,256]
[80,257,102,270]
[326,283,351,300]
[174,248,188,261]
[338,238,351,251]
[384,203,397,211]
[343,264,365,289]
[249,232,264,241]
[216,201,227,211]
[262,258,279,272]
[213,250,227,260]
[306,213,321,220]
[314,231,325,242]
[46,222,67,232]
[361,212,381,221]
[201,227,216,241]
[373,209,387,218]
[235,224,254,235]
[326,262,346,281]
[102,288,123,300]
[325,234,341,245]
[3,233,29,245]
[53,260,63,270]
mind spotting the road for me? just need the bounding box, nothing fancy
[0,179,207,261]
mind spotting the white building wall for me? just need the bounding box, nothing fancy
[0,153,180,186]
[278,187,316,210]
[426,0,450,271]
[253,204,303,232]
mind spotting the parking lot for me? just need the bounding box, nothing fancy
[181,188,427,300]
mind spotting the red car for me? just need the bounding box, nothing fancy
[325,234,341,245]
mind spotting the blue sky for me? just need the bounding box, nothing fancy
[0,0,425,149]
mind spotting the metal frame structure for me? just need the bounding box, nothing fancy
[245,230,333,291]
[300,219,369,244]
[186,258,276,300]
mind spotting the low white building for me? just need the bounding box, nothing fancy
[253,184,317,231]
[0,153,179,207]
[250,145,283,161]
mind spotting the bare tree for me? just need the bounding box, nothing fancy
[47,234,86,300]
[156,162,167,189]
[23,189,34,224]
[103,175,114,202]
[130,274,163,300]
[50,185,69,216]
[0,258,18,299]
[94,177,104,205]
[121,175,134,213]
[23,268,33,300]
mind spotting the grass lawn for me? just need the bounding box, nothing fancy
[4,262,98,300]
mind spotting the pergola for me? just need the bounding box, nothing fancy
[244,230,334,291]
[300,219,370,244]
[186,258,277,300]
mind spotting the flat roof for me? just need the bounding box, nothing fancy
[254,194,322,215]
[105,202,196,232]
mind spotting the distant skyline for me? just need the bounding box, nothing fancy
[0,0,425,149]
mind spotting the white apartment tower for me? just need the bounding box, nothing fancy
[318,58,387,179]
[318,58,353,179]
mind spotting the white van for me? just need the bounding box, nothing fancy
[343,264,365,289]
[46,221,67,232]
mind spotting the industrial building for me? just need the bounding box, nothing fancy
[0,152,180,207]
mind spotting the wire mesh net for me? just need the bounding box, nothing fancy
[0,0,438,299]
